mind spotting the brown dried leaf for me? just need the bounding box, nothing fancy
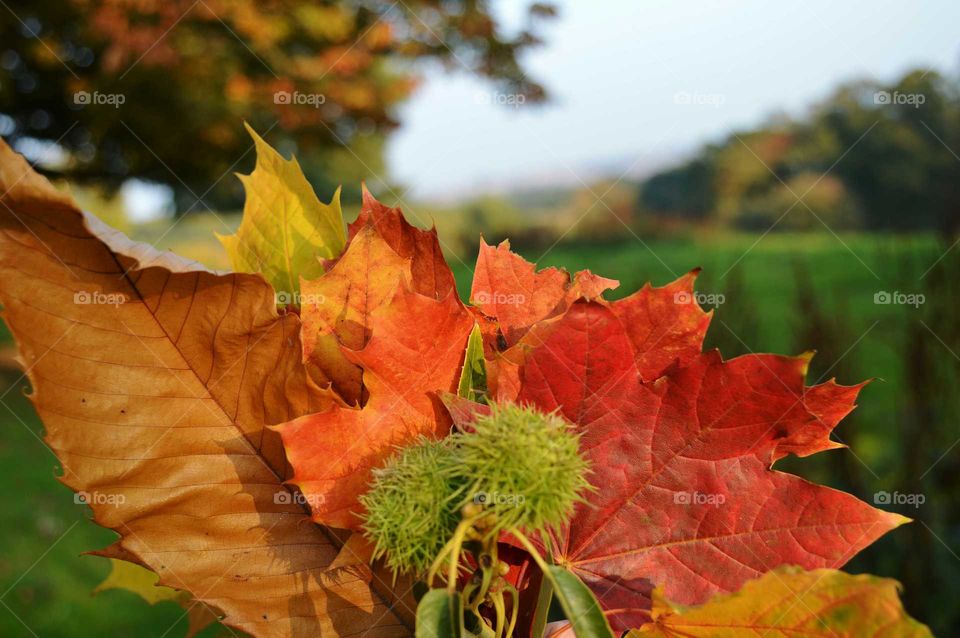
[0,138,412,638]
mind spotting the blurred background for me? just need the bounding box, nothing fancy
[1,1,959,635]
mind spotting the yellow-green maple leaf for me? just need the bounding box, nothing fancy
[217,123,346,301]
[94,558,184,605]
[94,559,220,636]
[629,566,932,638]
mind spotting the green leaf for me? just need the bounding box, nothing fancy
[457,323,488,401]
[416,588,462,638]
[530,576,554,638]
[217,122,346,302]
[547,566,614,638]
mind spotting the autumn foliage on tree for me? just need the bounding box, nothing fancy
[0,0,554,205]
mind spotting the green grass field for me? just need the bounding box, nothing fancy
[1,222,955,636]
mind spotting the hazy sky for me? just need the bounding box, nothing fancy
[386,0,960,199]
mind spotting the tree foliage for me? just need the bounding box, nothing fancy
[0,0,555,206]
[640,69,960,232]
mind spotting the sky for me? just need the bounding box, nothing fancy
[386,0,960,200]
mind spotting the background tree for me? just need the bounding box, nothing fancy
[638,155,715,220]
[813,71,959,232]
[638,69,960,234]
[0,0,555,209]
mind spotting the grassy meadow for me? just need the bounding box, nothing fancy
[1,217,956,636]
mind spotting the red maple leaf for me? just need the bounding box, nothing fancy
[471,238,618,348]
[449,247,905,633]
[278,194,472,529]
[473,239,709,384]
[300,189,457,405]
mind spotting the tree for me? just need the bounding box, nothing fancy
[0,0,555,208]
[811,71,960,232]
[638,155,714,220]
[637,68,960,233]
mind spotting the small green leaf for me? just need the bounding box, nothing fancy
[457,323,487,401]
[530,576,554,638]
[217,123,346,302]
[547,566,614,638]
[94,559,184,606]
[416,588,462,638]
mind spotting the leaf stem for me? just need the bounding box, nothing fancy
[504,583,519,638]
[510,529,552,576]
[492,590,506,638]
[426,513,485,591]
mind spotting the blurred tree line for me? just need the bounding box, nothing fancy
[417,68,960,256]
[640,69,960,234]
[0,0,555,209]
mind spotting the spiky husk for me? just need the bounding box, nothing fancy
[456,404,592,533]
[360,405,591,575]
[360,437,466,575]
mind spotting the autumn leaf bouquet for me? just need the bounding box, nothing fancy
[0,128,932,637]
